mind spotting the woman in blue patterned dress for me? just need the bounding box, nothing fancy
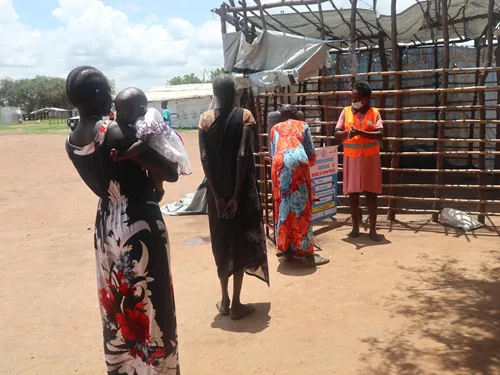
[269,105,329,267]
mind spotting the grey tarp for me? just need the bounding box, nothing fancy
[223,30,331,89]
[247,0,500,47]
[161,179,208,216]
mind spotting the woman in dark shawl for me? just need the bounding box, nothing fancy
[198,75,269,320]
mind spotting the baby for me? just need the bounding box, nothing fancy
[111,87,191,199]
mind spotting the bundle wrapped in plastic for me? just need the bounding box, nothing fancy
[135,107,192,176]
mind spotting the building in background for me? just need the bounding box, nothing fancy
[146,83,213,129]
[0,107,22,125]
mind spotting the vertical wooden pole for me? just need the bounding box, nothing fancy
[477,0,495,223]
[317,0,326,40]
[468,39,482,167]
[242,0,250,42]
[378,34,390,167]
[263,96,269,141]
[432,42,440,143]
[220,4,227,34]
[320,66,332,146]
[228,0,240,32]
[495,39,500,185]
[349,0,358,84]
[255,0,267,30]
[387,0,401,221]
[432,0,450,222]
[367,50,373,83]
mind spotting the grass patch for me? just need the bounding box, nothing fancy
[0,121,198,136]
[0,122,69,135]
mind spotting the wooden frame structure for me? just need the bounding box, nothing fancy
[214,0,500,229]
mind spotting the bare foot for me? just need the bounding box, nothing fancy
[348,228,360,238]
[230,303,255,320]
[370,231,382,242]
[216,299,230,316]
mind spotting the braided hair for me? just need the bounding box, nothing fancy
[66,66,111,116]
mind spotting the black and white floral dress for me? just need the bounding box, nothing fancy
[66,122,180,375]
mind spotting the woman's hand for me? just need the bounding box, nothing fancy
[223,198,239,219]
[155,186,165,202]
[348,127,359,139]
[215,198,226,218]
[110,148,124,162]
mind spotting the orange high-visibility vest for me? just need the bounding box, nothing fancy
[343,106,380,158]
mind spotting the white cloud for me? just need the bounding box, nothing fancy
[0,0,224,91]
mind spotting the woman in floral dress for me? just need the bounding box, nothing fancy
[65,66,180,374]
[270,105,329,267]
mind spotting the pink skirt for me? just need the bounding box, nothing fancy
[343,154,382,195]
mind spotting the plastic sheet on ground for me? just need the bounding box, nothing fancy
[161,179,208,216]
[439,208,483,231]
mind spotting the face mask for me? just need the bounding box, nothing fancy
[352,101,364,110]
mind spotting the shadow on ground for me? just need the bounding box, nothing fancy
[211,302,271,334]
[342,234,392,250]
[276,258,318,277]
[379,219,500,241]
[359,252,500,375]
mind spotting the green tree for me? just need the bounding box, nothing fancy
[0,76,71,113]
[208,68,225,82]
[168,73,204,85]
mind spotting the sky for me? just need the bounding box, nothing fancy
[0,0,414,92]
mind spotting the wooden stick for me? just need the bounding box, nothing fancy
[335,206,500,216]
[294,104,500,111]
[227,0,324,12]
[375,151,500,156]
[337,195,500,205]
[220,4,228,33]
[258,179,500,189]
[433,0,450,221]
[317,0,326,40]
[350,0,358,81]
[241,0,250,42]
[305,66,500,80]
[478,0,495,223]
[254,0,267,29]
[496,39,500,185]
[258,86,500,97]
[336,182,500,189]
[387,0,400,221]
[304,119,500,126]
[335,167,500,174]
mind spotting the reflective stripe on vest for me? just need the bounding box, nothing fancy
[343,141,380,150]
[343,106,380,158]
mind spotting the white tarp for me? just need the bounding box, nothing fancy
[223,30,331,89]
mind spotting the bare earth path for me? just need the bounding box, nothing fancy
[1,131,499,375]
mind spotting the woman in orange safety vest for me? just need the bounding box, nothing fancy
[334,81,384,242]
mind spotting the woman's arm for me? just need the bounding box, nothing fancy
[106,122,178,182]
[198,129,221,200]
[233,125,252,200]
[302,124,316,165]
[334,109,349,141]
[355,129,383,140]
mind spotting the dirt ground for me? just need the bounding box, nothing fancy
[1,130,499,375]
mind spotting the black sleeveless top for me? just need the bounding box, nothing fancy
[65,122,155,203]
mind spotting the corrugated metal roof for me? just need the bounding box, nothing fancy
[146,83,213,102]
[30,107,68,114]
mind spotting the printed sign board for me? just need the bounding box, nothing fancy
[310,146,338,223]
